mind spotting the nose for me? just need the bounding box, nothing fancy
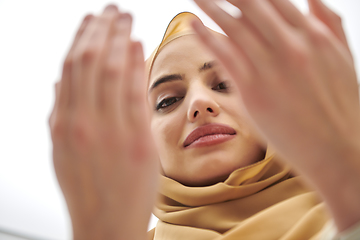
[187,91,220,122]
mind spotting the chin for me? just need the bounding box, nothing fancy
[184,152,245,187]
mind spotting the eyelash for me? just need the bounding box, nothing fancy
[156,97,183,111]
[156,81,229,111]
[211,81,229,91]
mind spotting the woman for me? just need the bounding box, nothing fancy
[49,0,360,239]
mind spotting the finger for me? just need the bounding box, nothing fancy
[269,0,306,28]
[49,81,61,129]
[307,0,351,52]
[121,41,147,129]
[191,18,252,88]
[101,13,132,115]
[225,0,294,48]
[126,42,154,162]
[58,14,93,112]
[130,42,148,132]
[72,5,119,112]
[194,0,268,67]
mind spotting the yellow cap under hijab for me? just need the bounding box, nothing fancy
[147,12,331,240]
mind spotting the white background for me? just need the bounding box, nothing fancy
[0,0,359,239]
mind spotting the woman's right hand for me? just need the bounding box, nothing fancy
[48,5,158,240]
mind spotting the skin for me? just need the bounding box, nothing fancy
[194,0,360,233]
[49,0,360,239]
[49,6,158,240]
[148,35,265,187]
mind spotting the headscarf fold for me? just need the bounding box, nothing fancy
[147,12,330,240]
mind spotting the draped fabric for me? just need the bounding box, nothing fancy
[149,152,329,240]
[147,12,330,240]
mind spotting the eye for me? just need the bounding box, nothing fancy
[212,81,229,92]
[156,97,183,111]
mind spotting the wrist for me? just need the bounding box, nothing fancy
[73,224,148,240]
[71,211,150,240]
[305,142,360,232]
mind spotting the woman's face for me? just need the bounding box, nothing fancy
[148,35,265,186]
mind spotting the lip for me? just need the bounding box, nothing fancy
[183,123,236,148]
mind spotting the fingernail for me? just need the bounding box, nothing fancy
[117,13,132,26]
[104,4,118,12]
[83,14,93,23]
[191,19,205,33]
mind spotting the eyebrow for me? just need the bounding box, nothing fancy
[149,74,183,92]
[199,61,217,72]
[149,61,217,92]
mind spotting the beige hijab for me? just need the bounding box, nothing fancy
[147,12,330,240]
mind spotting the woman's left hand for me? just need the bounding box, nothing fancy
[193,0,360,232]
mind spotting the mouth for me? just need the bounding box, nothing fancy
[183,123,236,148]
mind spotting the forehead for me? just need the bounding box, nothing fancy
[149,35,214,86]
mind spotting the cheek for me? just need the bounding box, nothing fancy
[222,94,253,137]
[150,114,184,154]
[151,114,186,175]
[231,90,247,116]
